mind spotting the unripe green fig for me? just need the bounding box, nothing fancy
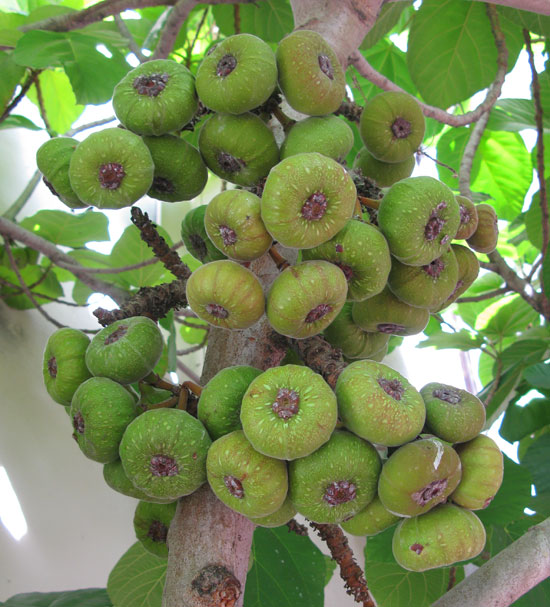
[68,128,154,209]
[103,460,176,503]
[353,147,415,188]
[301,219,391,302]
[454,195,478,240]
[133,500,178,557]
[261,153,357,249]
[360,91,425,164]
[467,203,498,254]
[392,504,486,571]
[378,176,460,266]
[85,316,164,385]
[186,260,265,330]
[249,495,297,528]
[335,360,426,447]
[43,328,92,406]
[195,33,277,114]
[281,116,354,161]
[451,435,503,510]
[276,30,345,116]
[266,260,348,339]
[420,383,486,444]
[36,137,87,209]
[341,495,401,536]
[198,112,279,186]
[181,205,227,264]
[377,437,462,517]
[204,190,272,262]
[240,364,338,460]
[113,59,197,136]
[142,134,207,202]
[434,244,480,312]
[198,365,263,440]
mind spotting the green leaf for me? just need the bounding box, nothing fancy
[525,183,550,251]
[0,114,42,130]
[0,51,25,110]
[364,524,400,564]
[487,98,550,133]
[479,362,524,426]
[435,126,470,189]
[179,317,208,345]
[20,209,109,248]
[479,295,540,340]
[68,248,130,290]
[476,456,532,527]
[0,265,63,309]
[417,329,483,351]
[109,225,173,288]
[360,1,413,50]
[4,589,111,606]
[522,434,550,495]
[244,526,325,607]
[212,0,294,43]
[498,6,550,38]
[408,0,501,109]
[498,339,548,374]
[26,69,84,134]
[322,555,336,586]
[107,542,166,607]
[470,131,532,221]
[524,362,550,390]
[0,11,27,46]
[501,398,550,442]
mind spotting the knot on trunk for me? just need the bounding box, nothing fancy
[191,564,241,607]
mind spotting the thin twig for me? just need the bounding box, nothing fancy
[0,69,40,125]
[447,566,457,591]
[484,357,503,408]
[2,170,41,221]
[151,0,197,60]
[527,256,543,282]
[286,519,308,536]
[456,287,510,304]
[233,3,240,33]
[418,148,458,179]
[66,116,116,136]
[177,330,209,355]
[115,14,147,62]
[34,75,52,133]
[348,3,508,128]
[185,6,209,68]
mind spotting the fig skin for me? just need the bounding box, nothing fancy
[434,244,480,312]
[451,435,504,510]
[353,147,415,188]
[276,30,345,116]
[103,460,176,503]
[142,134,207,202]
[454,195,479,240]
[70,377,139,464]
[323,303,390,360]
[387,247,459,311]
[341,494,401,537]
[352,286,430,337]
[206,429,288,518]
[335,360,426,447]
[377,437,462,518]
[186,260,265,330]
[181,205,226,264]
[36,137,87,209]
[133,500,178,558]
[85,316,164,385]
[195,33,277,114]
[204,189,272,262]
[197,365,263,440]
[420,382,486,444]
[281,116,354,161]
[261,153,357,250]
[266,260,348,339]
[119,408,212,501]
[301,218,391,302]
[289,429,381,524]
[198,112,279,186]
[43,327,92,406]
[359,91,425,164]
[240,364,338,460]
[112,59,197,136]
[68,128,154,210]
[392,503,486,571]
[377,176,460,266]
[467,203,499,254]
[248,495,297,528]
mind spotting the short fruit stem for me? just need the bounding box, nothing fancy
[268,246,290,271]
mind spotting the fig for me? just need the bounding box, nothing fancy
[249,495,297,528]
[435,244,480,311]
[261,153,357,249]
[240,364,338,460]
[103,459,175,503]
[134,500,178,558]
[266,260,348,339]
[353,147,415,188]
[186,260,265,330]
[335,360,426,447]
[341,495,401,536]
[467,203,498,254]
[454,195,478,240]
[181,205,227,264]
[281,116,354,161]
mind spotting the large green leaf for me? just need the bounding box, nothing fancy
[524,362,550,390]
[501,398,550,443]
[408,1,500,109]
[244,526,325,607]
[0,114,42,130]
[418,329,483,351]
[470,131,532,221]
[26,69,84,134]
[487,98,550,133]
[360,1,413,50]
[3,589,111,606]
[0,11,27,46]
[480,295,541,340]
[525,184,550,251]
[522,434,550,495]
[0,264,63,309]
[20,210,109,248]
[498,339,548,374]
[435,126,471,189]
[0,51,25,110]
[212,0,293,43]
[479,362,524,425]
[107,542,166,607]
[498,6,550,38]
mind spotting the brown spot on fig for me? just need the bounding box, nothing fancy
[323,480,357,505]
[391,117,412,139]
[48,356,57,378]
[104,324,128,345]
[335,262,353,281]
[272,388,300,420]
[219,225,237,246]
[305,303,332,323]
[152,176,176,193]
[378,377,404,400]
[224,475,244,499]
[318,54,334,79]
[423,258,445,278]
[433,387,461,404]
[301,192,327,220]
[147,519,169,543]
[410,543,424,555]
[424,202,448,241]
[217,54,237,77]
[133,73,169,97]
[205,303,229,319]
[218,151,245,174]
[377,323,405,334]
[73,411,85,434]
[483,496,494,508]
[412,478,448,505]
[43,177,60,198]
[99,162,125,190]
[150,454,179,477]
[335,244,344,253]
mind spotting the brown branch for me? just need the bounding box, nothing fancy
[185,6,209,68]
[291,334,347,389]
[447,566,457,592]
[34,73,52,133]
[348,3,508,127]
[130,207,191,280]
[458,110,490,199]
[0,69,40,125]
[151,0,197,60]
[286,518,308,536]
[233,3,240,34]
[309,522,375,607]
[115,14,147,62]
[456,287,510,303]
[93,279,188,326]
[268,246,290,271]
[419,148,458,179]
[334,100,363,123]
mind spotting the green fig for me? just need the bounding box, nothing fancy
[435,244,480,311]
[249,495,297,528]
[103,460,176,503]
[454,195,478,240]
[181,205,227,264]
[341,495,401,536]
[281,116,354,161]
[353,147,415,188]
[133,500,178,558]
[467,204,498,254]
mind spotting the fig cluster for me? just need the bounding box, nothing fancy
[39,29,502,568]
